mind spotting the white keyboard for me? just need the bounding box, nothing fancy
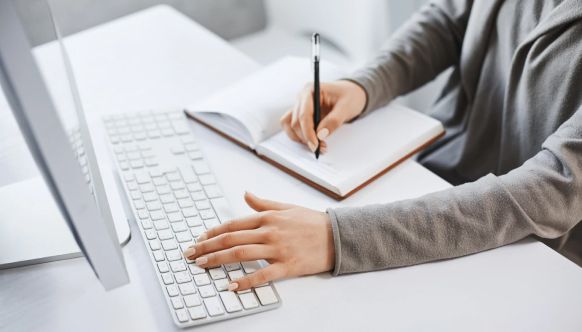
[103,110,281,327]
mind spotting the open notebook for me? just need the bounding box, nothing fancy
[186,57,444,199]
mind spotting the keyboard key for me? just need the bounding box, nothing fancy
[178,199,194,208]
[182,207,198,218]
[255,286,278,305]
[241,261,261,274]
[186,216,203,227]
[152,177,166,186]
[164,212,181,224]
[162,239,178,251]
[164,203,179,213]
[161,273,174,285]
[192,161,210,174]
[190,226,205,237]
[175,271,192,284]
[239,292,259,309]
[172,222,188,233]
[171,297,184,309]
[156,185,171,195]
[150,211,165,221]
[195,200,211,210]
[208,268,226,280]
[144,229,157,240]
[175,309,189,323]
[199,285,216,298]
[167,285,179,297]
[146,201,161,211]
[143,192,157,202]
[152,250,165,262]
[187,263,205,274]
[184,294,202,307]
[204,297,224,316]
[141,219,153,229]
[228,270,244,281]
[194,274,211,286]
[166,171,181,182]
[154,220,169,230]
[160,194,174,204]
[224,263,241,272]
[166,249,182,261]
[179,282,197,295]
[214,279,229,291]
[204,218,220,229]
[188,151,203,160]
[126,181,138,191]
[200,210,215,220]
[170,181,186,191]
[133,199,146,210]
[219,291,243,313]
[137,210,149,220]
[175,231,192,243]
[149,239,161,251]
[157,229,173,240]
[187,182,202,192]
[170,260,187,272]
[191,191,206,201]
[157,262,169,273]
[188,306,207,320]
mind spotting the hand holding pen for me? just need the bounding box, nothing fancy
[279,34,368,157]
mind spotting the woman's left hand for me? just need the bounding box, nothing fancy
[183,192,335,291]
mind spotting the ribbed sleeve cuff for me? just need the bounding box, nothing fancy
[326,208,343,276]
[342,70,397,117]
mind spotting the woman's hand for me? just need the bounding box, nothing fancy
[182,192,335,291]
[280,80,367,153]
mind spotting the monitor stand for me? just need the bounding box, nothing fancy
[0,176,131,269]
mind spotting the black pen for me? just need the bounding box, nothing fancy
[312,33,321,159]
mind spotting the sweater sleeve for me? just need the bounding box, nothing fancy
[345,0,473,114]
[328,107,582,275]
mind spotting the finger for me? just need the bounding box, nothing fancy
[298,92,318,152]
[230,264,286,291]
[291,87,313,144]
[194,244,276,269]
[197,213,263,242]
[244,191,296,212]
[282,120,302,143]
[184,229,267,260]
[316,101,350,140]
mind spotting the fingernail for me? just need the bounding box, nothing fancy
[317,128,329,140]
[182,247,196,258]
[195,256,208,266]
[228,283,239,291]
[307,142,316,152]
[197,233,207,242]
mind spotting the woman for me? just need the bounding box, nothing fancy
[183,0,582,291]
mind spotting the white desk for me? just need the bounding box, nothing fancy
[2,6,582,332]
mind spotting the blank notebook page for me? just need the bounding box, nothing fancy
[257,104,443,196]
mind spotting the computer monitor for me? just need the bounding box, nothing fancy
[0,0,129,290]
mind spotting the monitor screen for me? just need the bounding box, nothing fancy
[0,0,128,289]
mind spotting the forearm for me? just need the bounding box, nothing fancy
[347,0,472,114]
[329,109,582,275]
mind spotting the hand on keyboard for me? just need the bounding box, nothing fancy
[183,192,335,291]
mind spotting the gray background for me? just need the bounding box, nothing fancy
[16,0,267,46]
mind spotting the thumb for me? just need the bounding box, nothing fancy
[316,102,350,140]
[244,192,297,212]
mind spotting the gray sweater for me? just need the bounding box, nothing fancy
[329,0,582,275]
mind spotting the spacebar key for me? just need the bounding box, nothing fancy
[210,197,234,223]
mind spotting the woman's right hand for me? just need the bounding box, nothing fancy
[280,80,367,153]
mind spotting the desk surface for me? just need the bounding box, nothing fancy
[2,6,582,332]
